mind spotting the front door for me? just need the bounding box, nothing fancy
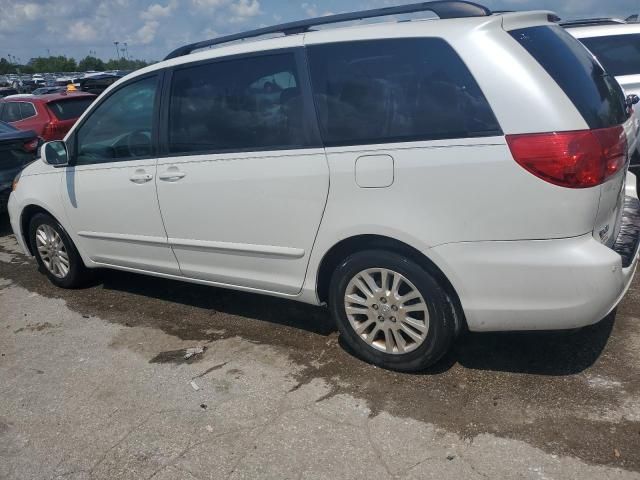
[156,49,328,294]
[61,74,180,275]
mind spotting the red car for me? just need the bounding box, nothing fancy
[0,92,96,141]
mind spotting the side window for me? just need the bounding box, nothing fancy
[168,52,309,154]
[1,102,23,122]
[75,76,158,166]
[580,34,640,77]
[20,102,36,119]
[307,38,501,146]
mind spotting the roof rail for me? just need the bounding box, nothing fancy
[560,17,627,28]
[164,1,491,60]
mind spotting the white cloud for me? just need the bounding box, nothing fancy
[228,0,260,21]
[0,2,41,32]
[136,19,160,43]
[140,1,175,20]
[67,20,98,42]
[191,0,229,9]
[301,2,317,17]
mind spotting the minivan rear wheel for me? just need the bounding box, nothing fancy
[29,213,91,289]
[329,250,455,372]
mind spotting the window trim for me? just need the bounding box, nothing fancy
[18,101,37,121]
[305,37,503,148]
[158,47,322,158]
[70,72,163,167]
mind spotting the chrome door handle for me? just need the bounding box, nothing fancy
[158,169,186,182]
[129,173,153,184]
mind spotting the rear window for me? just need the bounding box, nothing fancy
[510,25,627,129]
[47,98,94,121]
[580,34,640,77]
[307,38,501,147]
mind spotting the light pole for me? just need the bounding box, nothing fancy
[113,41,120,59]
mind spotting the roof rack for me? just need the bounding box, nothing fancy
[560,18,627,28]
[164,1,491,60]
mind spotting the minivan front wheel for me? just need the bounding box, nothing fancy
[329,250,455,372]
[29,213,90,288]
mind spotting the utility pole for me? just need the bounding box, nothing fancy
[114,41,120,59]
[124,42,129,60]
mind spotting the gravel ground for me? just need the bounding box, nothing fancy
[0,214,639,480]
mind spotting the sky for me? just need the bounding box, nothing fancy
[2,0,640,63]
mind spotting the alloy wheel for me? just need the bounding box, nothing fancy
[344,268,430,354]
[35,224,70,279]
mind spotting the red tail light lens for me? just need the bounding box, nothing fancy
[506,126,627,188]
[42,122,64,140]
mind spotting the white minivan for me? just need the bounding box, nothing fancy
[8,2,640,371]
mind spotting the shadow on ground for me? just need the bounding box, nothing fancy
[0,213,614,376]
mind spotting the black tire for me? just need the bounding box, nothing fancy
[329,250,456,372]
[28,212,91,288]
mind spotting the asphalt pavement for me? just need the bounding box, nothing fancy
[1,213,639,479]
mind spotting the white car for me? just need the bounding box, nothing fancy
[8,2,640,371]
[566,19,640,98]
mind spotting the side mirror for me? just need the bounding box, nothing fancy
[41,141,69,167]
[626,94,640,107]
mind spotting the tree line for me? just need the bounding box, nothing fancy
[0,55,151,74]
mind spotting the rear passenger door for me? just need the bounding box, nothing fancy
[156,49,328,295]
[304,37,512,251]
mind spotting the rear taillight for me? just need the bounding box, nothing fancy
[506,126,627,189]
[42,121,64,140]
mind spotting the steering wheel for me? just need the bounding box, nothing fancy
[127,130,152,157]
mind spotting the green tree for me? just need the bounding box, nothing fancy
[78,56,106,72]
[28,56,77,73]
[104,58,150,71]
[0,57,12,74]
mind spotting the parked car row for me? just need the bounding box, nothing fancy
[2,71,127,96]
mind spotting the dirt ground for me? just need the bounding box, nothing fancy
[1,214,639,479]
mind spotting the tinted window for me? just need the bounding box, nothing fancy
[580,34,640,77]
[510,25,627,129]
[307,38,501,147]
[0,102,22,122]
[168,53,309,154]
[76,76,157,165]
[20,102,36,119]
[48,98,94,120]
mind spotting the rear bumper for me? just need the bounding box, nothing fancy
[432,198,640,332]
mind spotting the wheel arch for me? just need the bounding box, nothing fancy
[20,204,63,256]
[315,234,467,334]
